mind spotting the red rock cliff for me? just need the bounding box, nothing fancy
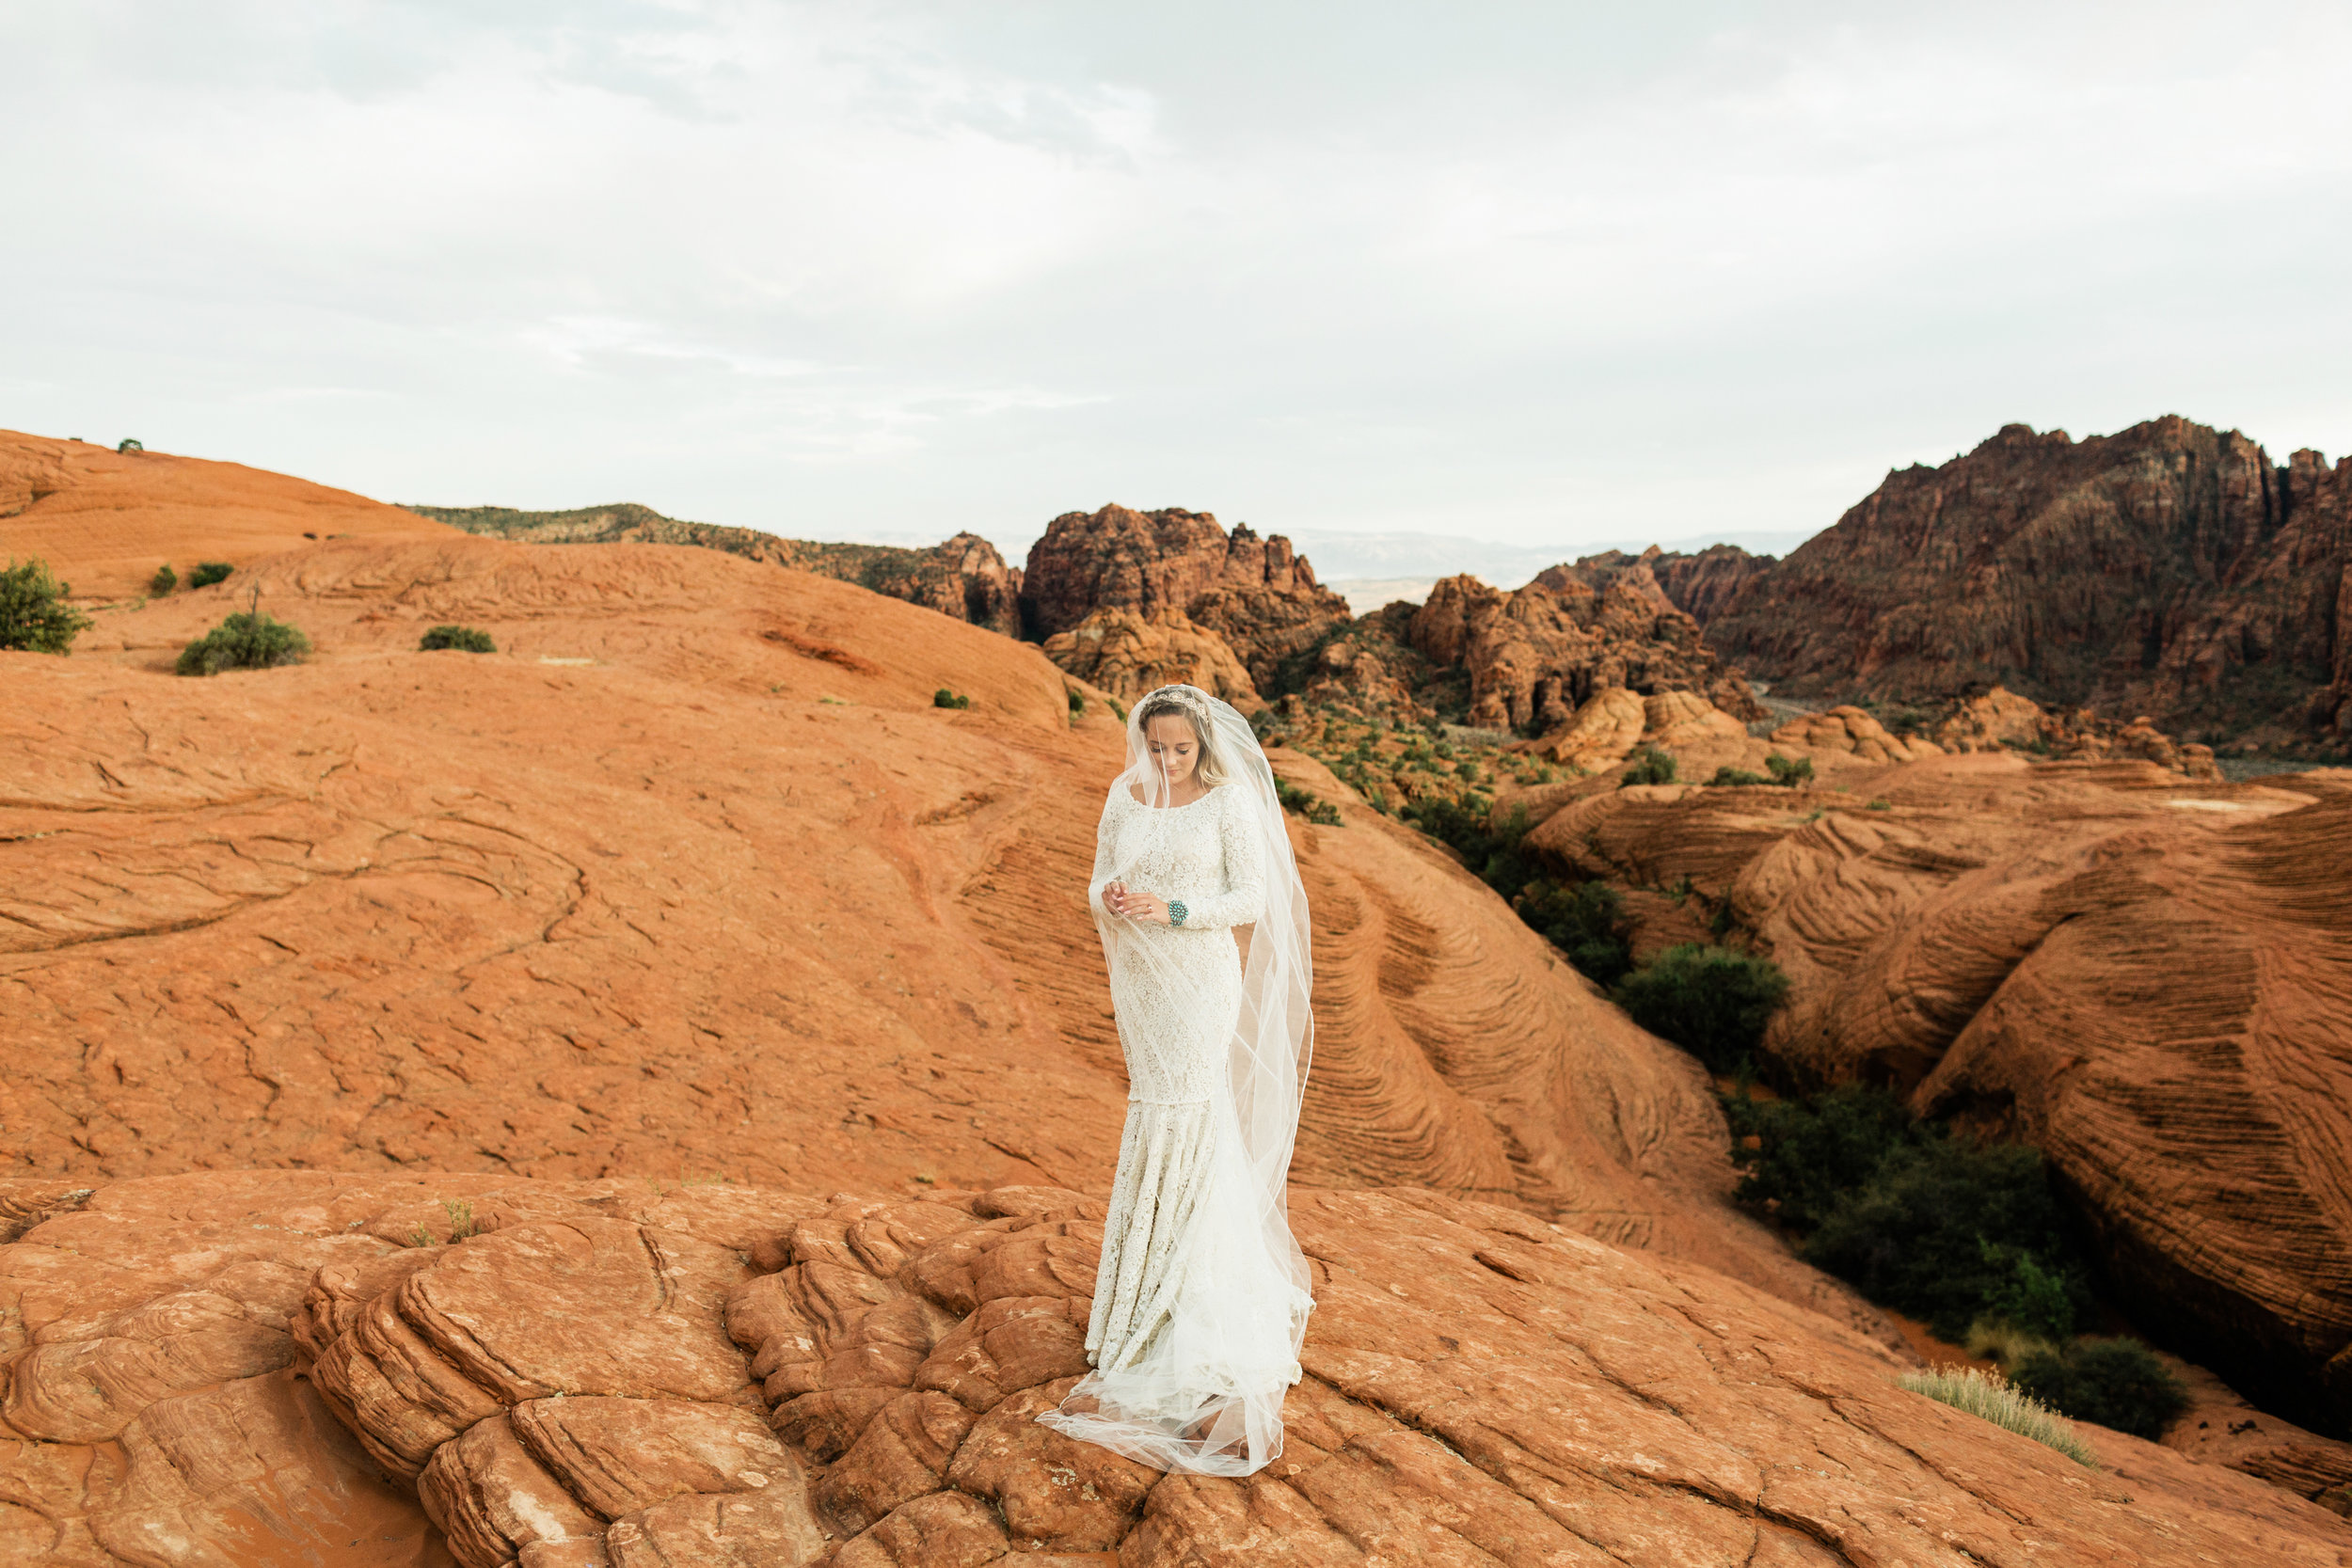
[1698,418,2352,750]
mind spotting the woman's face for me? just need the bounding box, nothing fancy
[1145,713,1200,787]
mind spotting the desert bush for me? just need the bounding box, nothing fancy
[933,688,971,709]
[1898,1367,2099,1467]
[150,563,178,596]
[1405,799,1539,903]
[1724,1082,1916,1229]
[117,437,143,453]
[188,561,233,588]
[1068,689,1086,717]
[0,558,93,654]
[1613,943,1788,1072]
[1275,778,1343,827]
[1964,1317,2061,1368]
[419,624,495,653]
[1710,765,1769,786]
[1802,1134,2090,1342]
[1765,752,1815,786]
[1620,745,1677,787]
[1867,798,1891,811]
[176,610,311,675]
[2010,1338,2189,1439]
[1518,878,1634,986]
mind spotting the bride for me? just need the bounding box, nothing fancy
[1035,682,1316,1476]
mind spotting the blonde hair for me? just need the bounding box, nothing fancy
[1136,688,1230,787]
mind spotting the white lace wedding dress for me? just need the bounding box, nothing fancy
[1036,689,1315,1477]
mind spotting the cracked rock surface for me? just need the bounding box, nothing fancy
[6,1172,2349,1567]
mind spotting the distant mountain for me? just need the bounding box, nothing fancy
[405,502,1024,637]
[1677,419,2352,752]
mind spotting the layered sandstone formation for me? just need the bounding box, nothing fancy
[1019,505,1351,694]
[3,531,1861,1323]
[416,501,1025,637]
[0,430,457,598]
[1037,606,1259,705]
[10,1170,2350,1568]
[1923,684,2222,776]
[1692,419,2352,750]
[1403,570,1767,735]
[1519,748,2352,1437]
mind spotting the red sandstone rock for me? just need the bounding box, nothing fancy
[1405,569,1765,735]
[0,428,457,600]
[1697,418,2352,751]
[414,501,1027,638]
[1523,752,2352,1436]
[14,1171,2349,1567]
[1018,504,1350,690]
[1038,605,1261,705]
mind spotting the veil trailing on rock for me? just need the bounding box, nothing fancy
[1037,684,1316,1476]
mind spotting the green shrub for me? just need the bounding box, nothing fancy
[419,624,495,654]
[1067,689,1086,717]
[117,437,143,453]
[1725,1082,1917,1229]
[0,558,93,654]
[1620,745,1677,787]
[1897,1367,2099,1467]
[1518,878,1634,986]
[1405,799,1539,903]
[1867,798,1891,811]
[188,562,233,589]
[176,610,311,675]
[1710,766,1769,786]
[933,688,971,709]
[1275,778,1343,827]
[1765,752,1815,786]
[2010,1338,2188,1439]
[1801,1134,2090,1342]
[150,563,178,596]
[1613,943,1788,1072]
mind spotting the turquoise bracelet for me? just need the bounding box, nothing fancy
[1168,899,1189,927]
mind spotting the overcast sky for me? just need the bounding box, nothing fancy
[6,2,2349,567]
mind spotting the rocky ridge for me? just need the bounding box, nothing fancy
[411,502,1025,638]
[1687,418,2352,752]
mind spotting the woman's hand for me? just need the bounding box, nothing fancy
[1103,880,1172,926]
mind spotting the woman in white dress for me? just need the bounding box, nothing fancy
[1035,683,1316,1476]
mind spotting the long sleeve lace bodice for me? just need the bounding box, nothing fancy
[1092,784,1265,931]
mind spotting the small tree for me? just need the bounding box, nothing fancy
[1765,752,1816,787]
[177,609,311,675]
[420,625,496,653]
[0,558,94,654]
[188,562,233,589]
[1518,878,1635,986]
[150,563,178,596]
[933,688,971,709]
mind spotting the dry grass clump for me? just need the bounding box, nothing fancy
[1898,1365,2099,1468]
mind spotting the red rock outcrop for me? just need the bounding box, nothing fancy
[1521,752,2352,1437]
[1405,570,1766,736]
[1019,505,1351,690]
[1922,684,2222,777]
[1552,543,1781,628]
[1697,418,2352,751]
[1038,606,1261,705]
[0,429,457,599]
[10,1170,2349,1568]
[414,501,1026,637]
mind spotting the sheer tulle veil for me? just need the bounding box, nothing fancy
[1038,683,1316,1475]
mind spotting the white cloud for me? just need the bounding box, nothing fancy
[3,1,2348,564]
